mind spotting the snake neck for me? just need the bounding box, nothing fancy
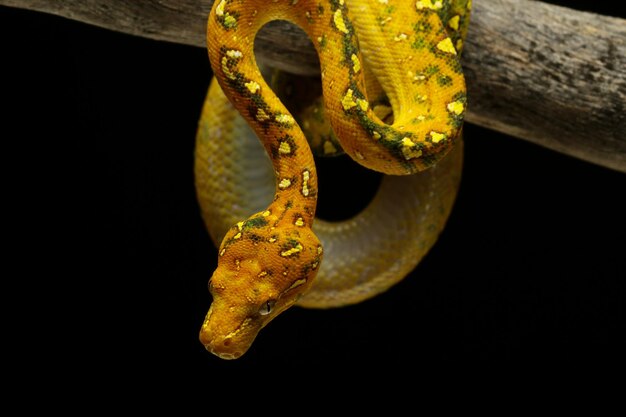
[208,0,321,221]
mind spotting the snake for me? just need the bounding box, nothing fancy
[196,0,471,359]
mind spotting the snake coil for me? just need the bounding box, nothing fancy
[196,0,471,359]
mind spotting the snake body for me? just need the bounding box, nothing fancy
[197,0,471,359]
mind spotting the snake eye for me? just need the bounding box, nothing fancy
[259,300,276,316]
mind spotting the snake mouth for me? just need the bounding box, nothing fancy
[200,337,238,360]
[199,305,261,360]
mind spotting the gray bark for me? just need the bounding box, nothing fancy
[2,0,624,172]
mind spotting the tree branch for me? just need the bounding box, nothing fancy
[3,0,624,172]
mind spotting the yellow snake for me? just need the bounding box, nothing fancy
[196,0,471,359]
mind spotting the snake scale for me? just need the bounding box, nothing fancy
[195,0,471,359]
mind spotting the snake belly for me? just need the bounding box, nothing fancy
[197,0,471,359]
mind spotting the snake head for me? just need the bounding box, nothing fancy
[200,214,323,359]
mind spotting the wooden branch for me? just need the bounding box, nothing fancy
[3,0,624,172]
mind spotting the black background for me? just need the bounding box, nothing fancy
[3,0,624,394]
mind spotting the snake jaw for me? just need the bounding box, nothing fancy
[199,261,267,359]
[198,278,311,360]
[199,298,262,360]
[199,297,299,359]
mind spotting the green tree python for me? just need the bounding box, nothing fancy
[195,0,471,359]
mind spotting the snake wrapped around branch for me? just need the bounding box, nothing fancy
[195,0,471,359]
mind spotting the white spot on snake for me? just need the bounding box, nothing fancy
[275,114,295,126]
[448,15,460,31]
[351,54,361,73]
[245,81,260,94]
[281,243,303,257]
[436,38,457,55]
[415,0,443,10]
[341,89,357,110]
[279,178,292,189]
[401,137,423,160]
[333,10,349,34]
[412,73,426,82]
[215,0,226,16]
[394,33,408,41]
[447,100,465,115]
[302,170,310,197]
[226,50,242,59]
[278,141,292,155]
[430,131,447,143]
